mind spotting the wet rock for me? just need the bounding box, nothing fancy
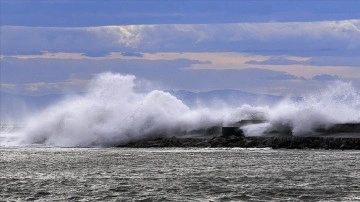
[327,123,360,133]
[194,141,211,147]
[117,134,360,150]
[227,136,247,147]
[244,140,258,148]
[210,136,228,147]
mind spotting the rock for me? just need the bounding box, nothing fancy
[116,134,360,150]
[210,136,228,147]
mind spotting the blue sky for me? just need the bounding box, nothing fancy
[1,0,360,96]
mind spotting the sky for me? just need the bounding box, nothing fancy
[1,0,360,96]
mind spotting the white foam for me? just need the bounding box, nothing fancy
[2,73,360,147]
[3,73,235,147]
[260,81,360,136]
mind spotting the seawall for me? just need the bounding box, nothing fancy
[117,135,360,150]
[117,121,360,149]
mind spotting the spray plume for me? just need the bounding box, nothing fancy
[1,73,360,147]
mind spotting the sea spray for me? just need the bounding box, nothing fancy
[242,81,360,136]
[2,73,360,147]
[3,73,238,147]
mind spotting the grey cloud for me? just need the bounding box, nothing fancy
[120,52,143,57]
[1,57,304,95]
[2,20,360,56]
[246,55,360,68]
[0,57,204,84]
[240,68,300,80]
[246,57,305,65]
[83,51,111,57]
[305,57,360,67]
[312,74,341,81]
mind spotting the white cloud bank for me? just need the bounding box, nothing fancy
[2,19,360,55]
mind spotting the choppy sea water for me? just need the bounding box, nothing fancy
[1,147,360,201]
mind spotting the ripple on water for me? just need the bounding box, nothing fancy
[0,148,360,201]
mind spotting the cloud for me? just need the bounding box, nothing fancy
[4,51,360,81]
[0,56,204,84]
[24,82,48,92]
[120,52,143,57]
[2,20,360,96]
[138,52,360,79]
[246,56,310,65]
[86,25,150,48]
[241,68,300,80]
[2,53,359,97]
[312,74,341,81]
[83,51,111,57]
[305,56,360,67]
[2,19,360,55]
[0,55,313,96]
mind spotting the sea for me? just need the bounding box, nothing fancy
[1,147,360,201]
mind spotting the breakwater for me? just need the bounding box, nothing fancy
[117,135,360,150]
[117,121,360,149]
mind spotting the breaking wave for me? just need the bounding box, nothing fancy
[242,81,360,136]
[1,72,360,147]
[1,73,236,146]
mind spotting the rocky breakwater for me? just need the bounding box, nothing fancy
[117,135,360,150]
[117,121,360,150]
[116,135,249,148]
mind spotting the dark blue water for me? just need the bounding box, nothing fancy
[1,147,360,201]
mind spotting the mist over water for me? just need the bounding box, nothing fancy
[1,72,360,147]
